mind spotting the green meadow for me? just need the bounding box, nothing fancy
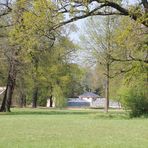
[0,108,148,148]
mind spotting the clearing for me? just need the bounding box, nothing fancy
[0,108,148,148]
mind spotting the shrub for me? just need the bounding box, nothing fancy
[118,83,148,117]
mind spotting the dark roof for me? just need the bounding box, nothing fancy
[79,92,99,98]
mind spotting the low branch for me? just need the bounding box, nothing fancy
[110,56,148,64]
[57,0,148,27]
[104,66,135,79]
[0,1,12,17]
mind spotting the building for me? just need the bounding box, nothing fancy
[90,98,121,108]
[0,87,6,104]
[79,92,99,102]
[68,92,121,108]
[0,87,6,95]
[68,92,99,107]
[47,99,55,108]
[67,98,90,107]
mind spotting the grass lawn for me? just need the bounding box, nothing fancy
[0,108,148,148]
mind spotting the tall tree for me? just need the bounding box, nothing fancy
[0,4,20,111]
[80,15,120,112]
[0,0,63,111]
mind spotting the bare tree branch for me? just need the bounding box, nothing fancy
[104,66,135,79]
[57,0,148,27]
[110,55,148,64]
[0,0,12,17]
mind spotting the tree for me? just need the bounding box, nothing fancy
[0,9,19,112]
[0,0,64,111]
[57,0,148,28]
[0,0,147,112]
[38,36,78,107]
[110,16,148,116]
[80,15,120,112]
[1,1,147,29]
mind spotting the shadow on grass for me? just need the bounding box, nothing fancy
[92,111,131,120]
[0,108,96,116]
[0,107,133,119]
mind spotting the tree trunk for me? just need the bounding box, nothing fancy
[24,96,26,107]
[19,93,26,108]
[105,63,110,113]
[19,93,23,108]
[49,95,53,107]
[0,65,16,112]
[32,87,38,108]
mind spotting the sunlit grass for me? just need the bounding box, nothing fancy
[0,108,148,148]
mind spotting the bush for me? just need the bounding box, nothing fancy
[118,83,148,117]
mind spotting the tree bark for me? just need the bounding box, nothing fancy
[49,95,53,107]
[105,63,110,113]
[19,93,26,108]
[32,87,38,108]
[0,63,16,112]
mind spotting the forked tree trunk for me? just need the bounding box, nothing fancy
[0,64,16,112]
[32,87,38,108]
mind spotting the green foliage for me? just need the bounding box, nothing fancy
[65,64,84,97]
[113,17,148,117]
[118,79,148,117]
[3,0,82,108]
[38,97,47,107]
[53,85,66,108]
[1,0,147,111]
[80,16,121,97]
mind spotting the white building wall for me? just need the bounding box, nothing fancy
[0,87,6,95]
[81,97,93,103]
[46,99,55,107]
